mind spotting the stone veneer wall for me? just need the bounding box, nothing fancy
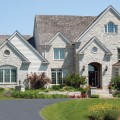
[40,35,75,79]
[0,44,28,88]
[76,10,120,90]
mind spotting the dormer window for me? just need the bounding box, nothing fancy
[105,22,117,33]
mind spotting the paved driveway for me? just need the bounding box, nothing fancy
[0,99,67,120]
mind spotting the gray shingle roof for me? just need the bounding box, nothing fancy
[113,60,120,66]
[35,15,96,44]
[0,35,32,45]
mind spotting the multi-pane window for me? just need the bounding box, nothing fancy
[54,48,65,60]
[0,66,17,84]
[115,68,119,77]
[118,49,120,60]
[51,69,68,84]
[105,22,117,33]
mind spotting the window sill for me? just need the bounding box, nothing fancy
[54,59,64,61]
[0,83,17,85]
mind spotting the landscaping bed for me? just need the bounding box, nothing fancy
[41,99,120,120]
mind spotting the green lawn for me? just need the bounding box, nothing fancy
[41,98,120,120]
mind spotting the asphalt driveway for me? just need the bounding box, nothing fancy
[0,99,67,120]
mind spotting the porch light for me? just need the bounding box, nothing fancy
[82,65,85,71]
[105,65,108,71]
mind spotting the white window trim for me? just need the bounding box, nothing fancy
[51,69,63,84]
[0,66,17,84]
[105,22,117,33]
[53,48,65,60]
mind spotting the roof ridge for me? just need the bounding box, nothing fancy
[35,15,96,17]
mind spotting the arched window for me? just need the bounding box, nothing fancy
[105,22,117,33]
[0,65,17,84]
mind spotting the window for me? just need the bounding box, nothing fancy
[118,49,120,60]
[105,22,117,33]
[0,66,17,84]
[4,50,10,56]
[51,69,68,84]
[92,47,97,53]
[54,48,65,60]
[115,68,119,77]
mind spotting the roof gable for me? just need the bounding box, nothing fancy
[78,36,112,55]
[76,5,120,42]
[48,32,71,44]
[8,31,49,64]
[0,40,30,63]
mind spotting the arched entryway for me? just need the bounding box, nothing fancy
[88,62,102,88]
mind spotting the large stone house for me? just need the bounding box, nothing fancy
[0,5,120,96]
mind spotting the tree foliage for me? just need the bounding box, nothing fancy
[26,72,51,89]
[111,76,120,90]
[63,73,86,88]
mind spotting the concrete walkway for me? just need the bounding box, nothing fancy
[0,99,67,120]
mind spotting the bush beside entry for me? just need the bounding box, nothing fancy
[63,73,86,88]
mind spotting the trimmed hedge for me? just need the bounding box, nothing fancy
[12,91,67,99]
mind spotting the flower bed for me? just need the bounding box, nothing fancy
[89,103,120,120]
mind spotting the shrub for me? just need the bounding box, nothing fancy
[52,85,62,90]
[3,90,14,97]
[111,76,120,90]
[25,72,51,89]
[63,73,86,88]
[90,94,99,98]
[0,87,4,92]
[89,103,120,120]
[12,91,67,99]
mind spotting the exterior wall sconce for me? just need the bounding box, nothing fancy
[105,65,108,71]
[82,65,85,71]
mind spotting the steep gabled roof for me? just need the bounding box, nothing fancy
[75,5,120,42]
[48,32,71,44]
[78,36,112,55]
[0,35,32,45]
[8,31,49,64]
[35,15,96,44]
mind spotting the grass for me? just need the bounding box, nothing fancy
[41,98,120,120]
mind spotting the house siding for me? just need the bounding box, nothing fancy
[40,35,75,79]
[0,44,27,88]
[76,9,120,91]
[10,34,45,72]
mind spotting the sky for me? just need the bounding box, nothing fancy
[0,0,120,35]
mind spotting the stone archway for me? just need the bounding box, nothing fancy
[88,62,102,88]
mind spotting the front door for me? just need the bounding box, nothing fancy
[88,63,101,88]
